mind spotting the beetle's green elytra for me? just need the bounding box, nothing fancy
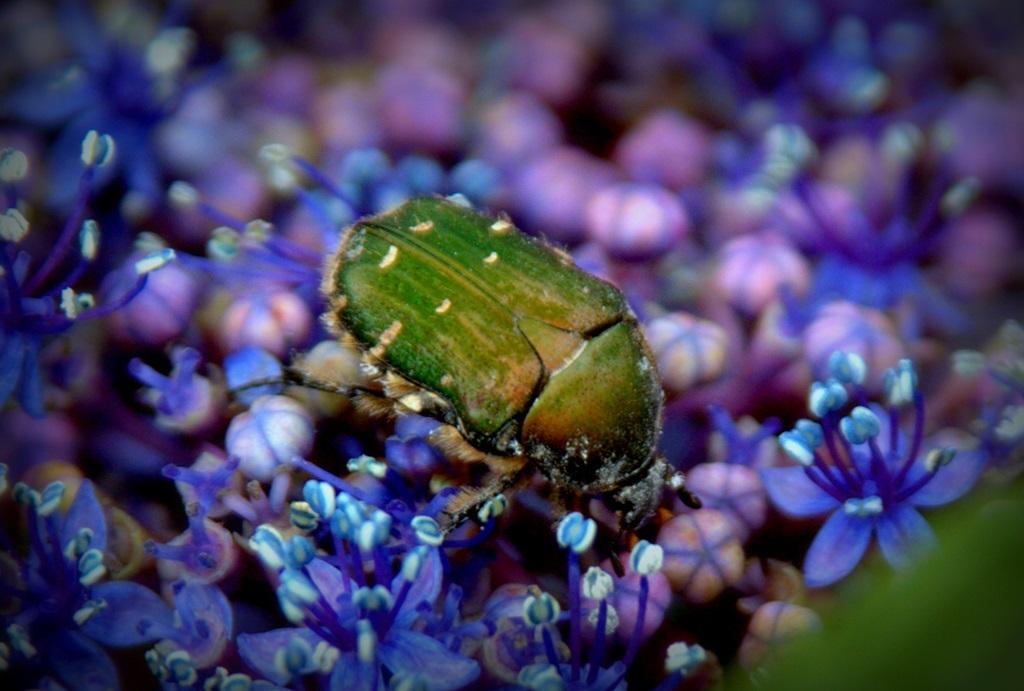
[322,196,697,531]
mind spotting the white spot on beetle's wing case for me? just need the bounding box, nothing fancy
[379,244,399,269]
[489,219,512,235]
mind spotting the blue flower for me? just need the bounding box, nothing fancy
[707,404,781,467]
[143,581,236,687]
[775,124,981,336]
[0,470,177,690]
[952,325,1024,467]
[762,354,986,586]
[1,142,172,416]
[129,346,221,433]
[145,454,241,584]
[237,490,481,690]
[2,1,250,208]
[482,524,678,689]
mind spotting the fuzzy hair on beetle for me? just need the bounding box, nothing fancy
[233,195,700,564]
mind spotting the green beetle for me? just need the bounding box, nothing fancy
[317,196,698,533]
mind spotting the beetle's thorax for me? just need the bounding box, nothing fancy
[520,319,664,493]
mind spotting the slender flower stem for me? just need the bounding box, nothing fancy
[895,393,926,487]
[348,543,367,587]
[867,437,892,498]
[802,465,847,503]
[834,425,868,487]
[568,550,582,681]
[889,406,900,458]
[291,156,347,199]
[587,600,609,684]
[25,167,94,294]
[264,234,322,265]
[197,201,246,232]
[79,274,150,320]
[0,242,24,317]
[541,626,560,666]
[287,456,371,502]
[332,534,352,594]
[380,578,412,634]
[622,575,649,668]
[895,467,942,504]
[39,257,86,299]
[372,545,392,585]
[810,450,850,494]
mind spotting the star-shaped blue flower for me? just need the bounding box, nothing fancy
[762,352,985,586]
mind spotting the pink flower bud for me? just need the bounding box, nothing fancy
[585,183,690,261]
[511,147,618,243]
[803,301,905,389]
[226,395,314,481]
[685,463,767,541]
[658,509,745,604]
[220,291,313,357]
[712,233,810,315]
[614,109,712,190]
[645,313,728,394]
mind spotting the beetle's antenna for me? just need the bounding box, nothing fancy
[670,471,702,509]
[228,367,376,400]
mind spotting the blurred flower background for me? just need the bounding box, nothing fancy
[1,0,1022,689]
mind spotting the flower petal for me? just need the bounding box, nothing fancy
[237,628,321,685]
[908,449,986,507]
[47,630,120,691]
[329,652,383,691]
[392,547,442,626]
[18,334,44,417]
[378,629,480,691]
[306,557,357,620]
[170,581,234,666]
[0,70,95,125]
[80,581,176,647]
[761,467,838,518]
[876,506,936,569]
[803,510,873,588]
[62,480,107,552]
[0,331,27,407]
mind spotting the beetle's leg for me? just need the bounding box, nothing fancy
[228,367,379,400]
[440,457,530,535]
[429,425,493,464]
[610,531,628,577]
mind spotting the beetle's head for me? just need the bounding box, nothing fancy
[607,455,702,531]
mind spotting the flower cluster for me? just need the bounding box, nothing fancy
[764,351,984,586]
[1,2,1021,689]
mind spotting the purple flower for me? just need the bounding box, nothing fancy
[483,516,679,689]
[0,142,172,416]
[762,353,985,587]
[238,492,481,690]
[774,122,983,336]
[147,455,241,585]
[0,472,176,690]
[129,347,222,434]
[2,1,245,209]
[707,405,782,468]
[143,581,235,684]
